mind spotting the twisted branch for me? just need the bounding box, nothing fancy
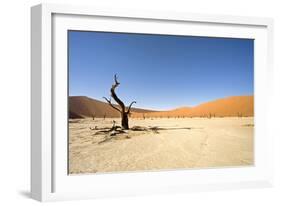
[126,101,137,114]
[110,74,125,112]
[112,74,120,89]
[103,97,121,112]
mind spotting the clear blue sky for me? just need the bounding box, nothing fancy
[68,31,254,110]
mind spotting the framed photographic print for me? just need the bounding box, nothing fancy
[31,3,274,201]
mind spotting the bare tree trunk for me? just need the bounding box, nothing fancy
[103,75,136,130]
[121,113,129,129]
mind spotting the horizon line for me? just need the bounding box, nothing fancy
[69,94,254,111]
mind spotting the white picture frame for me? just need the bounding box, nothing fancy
[31,3,274,202]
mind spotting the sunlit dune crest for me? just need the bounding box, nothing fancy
[133,96,254,118]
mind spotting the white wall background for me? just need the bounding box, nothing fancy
[0,0,280,205]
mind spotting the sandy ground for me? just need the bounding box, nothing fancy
[69,117,254,174]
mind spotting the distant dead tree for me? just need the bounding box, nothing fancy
[143,113,146,120]
[237,112,242,118]
[92,114,95,120]
[103,113,106,120]
[103,74,136,130]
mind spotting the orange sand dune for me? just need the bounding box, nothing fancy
[69,95,253,119]
[131,96,253,118]
[69,96,155,118]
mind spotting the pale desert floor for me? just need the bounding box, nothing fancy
[69,117,254,174]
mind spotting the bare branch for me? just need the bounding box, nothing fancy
[103,97,122,112]
[110,75,125,111]
[112,74,120,90]
[126,101,137,114]
[103,96,111,103]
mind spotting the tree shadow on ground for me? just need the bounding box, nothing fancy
[90,125,201,144]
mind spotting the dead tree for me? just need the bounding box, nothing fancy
[103,74,136,130]
[237,112,242,118]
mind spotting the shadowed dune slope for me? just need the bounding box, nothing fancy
[131,96,254,118]
[69,96,155,118]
